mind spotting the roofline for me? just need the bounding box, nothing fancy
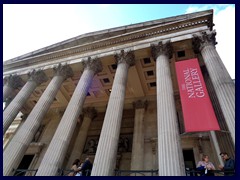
[5,9,213,62]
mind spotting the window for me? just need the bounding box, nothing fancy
[111,64,117,70]
[150,82,156,87]
[103,78,110,83]
[143,58,151,64]
[147,70,154,76]
[177,50,185,58]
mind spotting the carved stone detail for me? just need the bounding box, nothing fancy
[83,107,97,119]
[27,69,48,85]
[192,30,217,53]
[82,57,103,74]
[53,63,74,79]
[133,100,148,110]
[114,49,135,66]
[151,40,173,60]
[150,138,157,155]
[3,74,24,89]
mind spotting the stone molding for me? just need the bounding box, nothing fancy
[133,100,148,110]
[192,30,217,53]
[3,74,24,89]
[53,63,74,80]
[4,19,210,67]
[82,57,103,75]
[27,69,48,85]
[83,107,97,119]
[114,49,135,66]
[151,41,173,59]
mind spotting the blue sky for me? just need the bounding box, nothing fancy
[3,4,235,78]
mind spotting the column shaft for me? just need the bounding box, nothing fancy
[193,31,235,145]
[36,58,102,176]
[91,50,134,176]
[3,81,37,134]
[152,41,185,176]
[201,45,235,144]
[209,131,224,166]
[156,54,185,176]
[67,107,96,168]
[130,101,146,170]
[3,65,72,176]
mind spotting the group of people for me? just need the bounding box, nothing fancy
[68,157,92,176]
[196,152,235,176]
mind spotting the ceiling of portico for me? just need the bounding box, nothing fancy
[18,38,198,114]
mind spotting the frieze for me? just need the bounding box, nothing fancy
[4,19,210,68]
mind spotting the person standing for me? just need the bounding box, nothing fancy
[219,152,235,176]
[68,159,81,176]
[81,157,93,176]
[196,154,216,176]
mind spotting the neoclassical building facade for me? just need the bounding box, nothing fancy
[3,9,235,176]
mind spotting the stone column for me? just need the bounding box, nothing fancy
[3,64,73,176]
[67,107,97,168]
[192,30,235,145]
[151,41,185,176]
[3,70,48,134]
[36,58,102,176]
[130,100,147,171]
[91,50,135,176]
[209,131,224,166]
[3,74,24,101]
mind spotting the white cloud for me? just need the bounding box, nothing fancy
[185,5,235,79]
[214,6,235,79]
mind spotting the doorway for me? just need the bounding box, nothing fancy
[14,155,35,176]
[183,149,196,176]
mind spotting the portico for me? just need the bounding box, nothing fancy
[3,9,235,176]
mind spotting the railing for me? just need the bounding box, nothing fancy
[185,169,235,176]
[13,168,38,176]
[58,169,92,176]
[114,169,158,176]
[12,168,234,176]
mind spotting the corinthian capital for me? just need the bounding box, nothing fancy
[151,40,173,60]
[28,69,48,85]
[3,74,24,89]
[83,107,97,119]
[53,63,74,80]
[114,49,135,66]
[192,30,217,53]
[133,100,148,110]
[82,57,103,75]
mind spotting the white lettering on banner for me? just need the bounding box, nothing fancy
[183,68,205,98]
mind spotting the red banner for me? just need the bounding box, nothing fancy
[175,58,220,132]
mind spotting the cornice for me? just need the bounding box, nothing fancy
[4,15,211,73]
[3,25,209,76]
[5,10,213,63]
